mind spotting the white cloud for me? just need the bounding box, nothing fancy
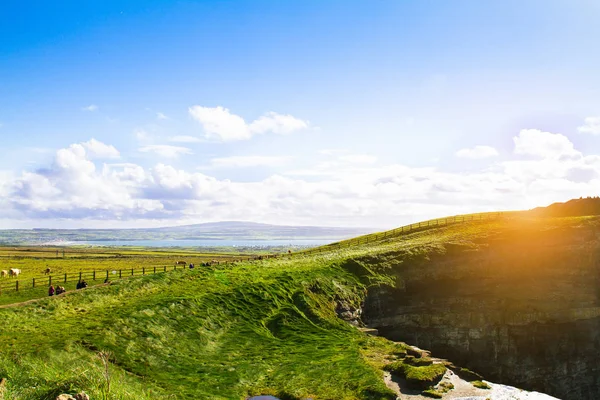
[134,129,152,143]
[139,145,193,158]
[169,135,202,143]
[456,145,499,159]
[578,117,600,135]
[208,156,291,169]
[319,149,348,156]
[156,112,169,120]
[188,106,309,142]
[82,139,120,159]
[338,154,378,164]
[189,106,249,141]
[513,129,580,160]
[248,112,309,135]
[3,127,600,228]
[82,105,98,112]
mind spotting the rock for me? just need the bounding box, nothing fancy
[340,311,354,320]
[0,377,6,400]
[450,366,483,382]
[56,395,75,400]
[406,346,430,359]
[358,327,379,336]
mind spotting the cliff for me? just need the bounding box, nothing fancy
[359,216,600,399]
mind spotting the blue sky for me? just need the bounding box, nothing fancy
[1,1,600,228]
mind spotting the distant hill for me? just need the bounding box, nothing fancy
[0,221,374,245]
[529,197,600,218]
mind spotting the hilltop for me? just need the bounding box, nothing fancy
[529,196,600,217]
[0,208,598,399]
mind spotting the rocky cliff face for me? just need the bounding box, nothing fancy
[361,221,600,399]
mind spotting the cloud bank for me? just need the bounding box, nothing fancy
[2,127,599,228]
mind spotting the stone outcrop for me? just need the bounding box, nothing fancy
[361,221,600,399]
[55,392,89,400]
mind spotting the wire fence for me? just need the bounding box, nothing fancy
[0,255,279,296]
[0,211,515,296]
[0,264,191,295]
[298,211,511,256]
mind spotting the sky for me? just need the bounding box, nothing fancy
[1,0,600,229]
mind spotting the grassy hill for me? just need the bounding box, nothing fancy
[0,212,596,399]
[530,196,600,218]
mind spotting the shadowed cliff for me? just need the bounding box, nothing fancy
[358,215,600,399]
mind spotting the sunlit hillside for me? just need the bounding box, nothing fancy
[1,210,596,399]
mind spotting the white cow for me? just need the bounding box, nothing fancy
[0,270,7,278]
[8,268,21,278]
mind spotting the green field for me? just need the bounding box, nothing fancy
[0,247,267,306]
[0,214,595,399]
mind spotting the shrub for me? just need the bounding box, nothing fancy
[472,380,491,389]
[385,361,446,390]
[422,388,443,398]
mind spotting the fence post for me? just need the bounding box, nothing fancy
[79,271,82,282]
[93,270,96,281]
[119,269,122,278]
[49,276,52,286]
[164,266,166,272]
[106,270,109,280]
[16,280,19,291]
[131,268,134,276]
[154,266,156,274]
[32,278,35,288]
[64,273,67,283]
[143,267,145,275]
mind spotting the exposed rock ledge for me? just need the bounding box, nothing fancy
[384,345,559,400]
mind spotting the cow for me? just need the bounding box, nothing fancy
[8,268,21,278]
[43,268,51,275]
[0,270,7,278]
[175,261,187,266]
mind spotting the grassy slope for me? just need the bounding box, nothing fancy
[0,215,596,399]
[0,259,399,399]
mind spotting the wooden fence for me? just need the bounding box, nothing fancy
[0,264,194,295]
[298,211,510,256]
[0,211,515,295]
[0,254,279,296]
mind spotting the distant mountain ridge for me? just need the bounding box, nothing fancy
[0,221,374,244]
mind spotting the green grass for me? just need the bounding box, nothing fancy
[472,380,491,389]
[421,382,454,399]
[384,362,446,390]
[0,247,260,305]
[1,213,598,399]
[0,260,397,399]
[421,388,443,398]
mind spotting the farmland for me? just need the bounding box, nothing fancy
[0,246,260,306]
